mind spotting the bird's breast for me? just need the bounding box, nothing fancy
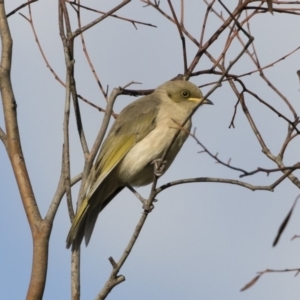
[117,117,191,187]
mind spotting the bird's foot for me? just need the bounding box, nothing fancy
[143,200,157,212]
[152,158,167,177]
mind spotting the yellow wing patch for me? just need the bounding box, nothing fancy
[66,135,135,247]
[86,135,135,200]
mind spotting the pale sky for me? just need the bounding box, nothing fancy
[1,1,300,299]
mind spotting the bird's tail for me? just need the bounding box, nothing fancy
[66,184,124,250]
[66,197,90,250]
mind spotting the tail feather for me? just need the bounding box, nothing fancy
[66,178,124,250]
[83,186,124,247]
[66,198,89,250]
[84,209,99,246]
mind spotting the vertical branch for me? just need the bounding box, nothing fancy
[0,1,51,300]
[71,249,80,300]
[95,168,160,300]
[58,2,80,299]
[63,78,74,219]
[200,0,216,48]
[58,0,74,223]
[0,0,40,233]
[180,0,184,24]
[60,0,89,157]
[167,0,187,73]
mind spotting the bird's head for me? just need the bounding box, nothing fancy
[157,80,213,109]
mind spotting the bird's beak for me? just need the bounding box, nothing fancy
[202,98,213,105]
[188,97,214,105]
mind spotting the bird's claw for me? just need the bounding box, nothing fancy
[143,202,155,212]
[152,159,167,177]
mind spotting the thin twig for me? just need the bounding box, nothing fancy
[156,177,276,193]
[241,267,300,292]
[46,172,82,221]
[19,12,65,87]
[75,2,108,100]
[247,14,297,119]
[71,0,131,39]
[200,0,216,48]
[0,126,7,147]
[95,175,158,299]
[6,0,38,18]
[167,0,187,73]
[159,28,254,173]
[187,0,252,75]
[19,9,111,114]
[67,1,156,28]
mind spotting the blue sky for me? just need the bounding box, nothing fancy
[1,1,300,299]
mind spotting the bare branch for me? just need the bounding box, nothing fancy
[242,268,300,292]
[200,0,216,47]
[0,126,7,147]
[19,11,65,87]
[77,94,117,117]
[126,184,147,204]
[156,177,276,193]
[75,3,108,100]
[6,0,38,18]
[95,159,160,300]
[267,0,274,14]
[273,194,300,247]
[58,2,81,298]
[71,0,131,39]
[20,7,111,116]
[187,126,248,174]
[187,0,252,75]
[0,2,50,299]
[59,0,89,158]
[167,0,187,73]
[67,1,156,28]
[240,163,300,178]
[46,172,82,221]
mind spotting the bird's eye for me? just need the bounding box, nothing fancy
[181,90,190,98]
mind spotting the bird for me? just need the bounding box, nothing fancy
[66,80,213,250]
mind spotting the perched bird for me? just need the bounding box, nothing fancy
[66,80,213,250]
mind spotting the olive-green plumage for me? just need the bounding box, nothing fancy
[66,80,213,250]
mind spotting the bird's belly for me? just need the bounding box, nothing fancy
[117,121,191,186]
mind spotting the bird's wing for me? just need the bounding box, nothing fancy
[85,96,160,198]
